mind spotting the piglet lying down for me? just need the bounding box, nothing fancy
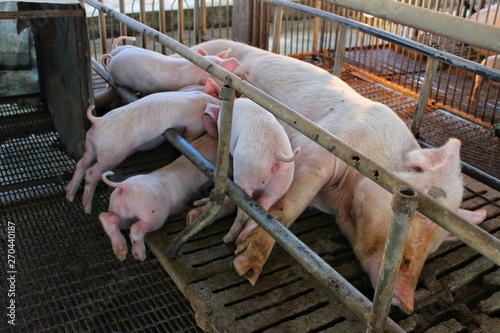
[99,134,218,261]
[65,89,220,214]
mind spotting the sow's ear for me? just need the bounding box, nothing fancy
[197,48,209,56]
[406,138,461,173]
[202,103,221,139]
[444,208,487,241]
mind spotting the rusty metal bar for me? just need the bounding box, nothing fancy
[98,0,107,55]
[333,23,347,77]
[178,0,185,44]
[167,86,236,257]
[312,0,321,53]
[119,0,127,39]
[367,186,418,333]
[411,54,440,136]
[0,10,84,19]
[271,6,283,53]
[159,0,167,54]
[140,0,147,48]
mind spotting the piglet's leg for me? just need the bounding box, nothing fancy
[233,151,331,285]
[66,151,96,202]
[82,163,108,214]
[129,220,157,261]
[223,208,250,243]
[99,212,128,261]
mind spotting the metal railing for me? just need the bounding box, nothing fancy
[82,0,500,332]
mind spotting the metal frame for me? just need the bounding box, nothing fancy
[82,0,500,332]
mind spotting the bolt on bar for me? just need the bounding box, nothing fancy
[167,86,236,257]
[367,186,419,333]
[161,129,405,333]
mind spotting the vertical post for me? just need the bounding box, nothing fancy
[411,52,440,136]
[178,0,184,44]
[167,86,236,257]
[119,0,127,40]
[312,0,322,53]
[193,0,201,44]
[98,0,108,55]
[271,7,283,54]
[140,0,147,48]
[233,0,253,43]
[333,24,347,77]
[366,186,418,333]
[159,0,167,54]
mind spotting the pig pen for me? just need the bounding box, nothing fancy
[2,1,500,333]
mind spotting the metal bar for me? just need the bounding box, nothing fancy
[264,0,500,82]
[82,0,500,283]
[271,7,283,54]
[119,0,127,39]
[321,0,500,55]
[312,0,321,53]
[91,58,138,104]
[98,0,108,55]
[140,0,147,48]
[178,0,184,44]
[411,54,440,136]
[161,129,405,333]
[333,23,347,77]
[167,86,236,257]
[367,186,419,333]
[0,10,84,19]
[159,0,167,54]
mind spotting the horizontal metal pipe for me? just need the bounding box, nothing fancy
[320,0,500,55]
[264,0,500,82]
[161,129,404,333]
[0,10,84,19]
[83,0,500,276]
[91,58,139,104]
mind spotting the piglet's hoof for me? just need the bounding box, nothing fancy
[233,227,276,286]
[114,245,128,261]
[186,198,211,225]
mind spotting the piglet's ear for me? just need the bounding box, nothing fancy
[197,48,209,56]
[444,208,487,241]
[216,48,232,60]
[219,58,241,72]
[204,78,221,98]
[406,138,461,173]
[202,103,221,139]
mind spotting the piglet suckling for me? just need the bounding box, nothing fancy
[104,43,240,95]
[201,86,300,244]
[99,133,218,261]
[65,90,221,214]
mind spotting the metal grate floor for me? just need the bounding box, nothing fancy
[0,101,202,333]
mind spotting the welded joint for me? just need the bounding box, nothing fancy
[367,186,418,333]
